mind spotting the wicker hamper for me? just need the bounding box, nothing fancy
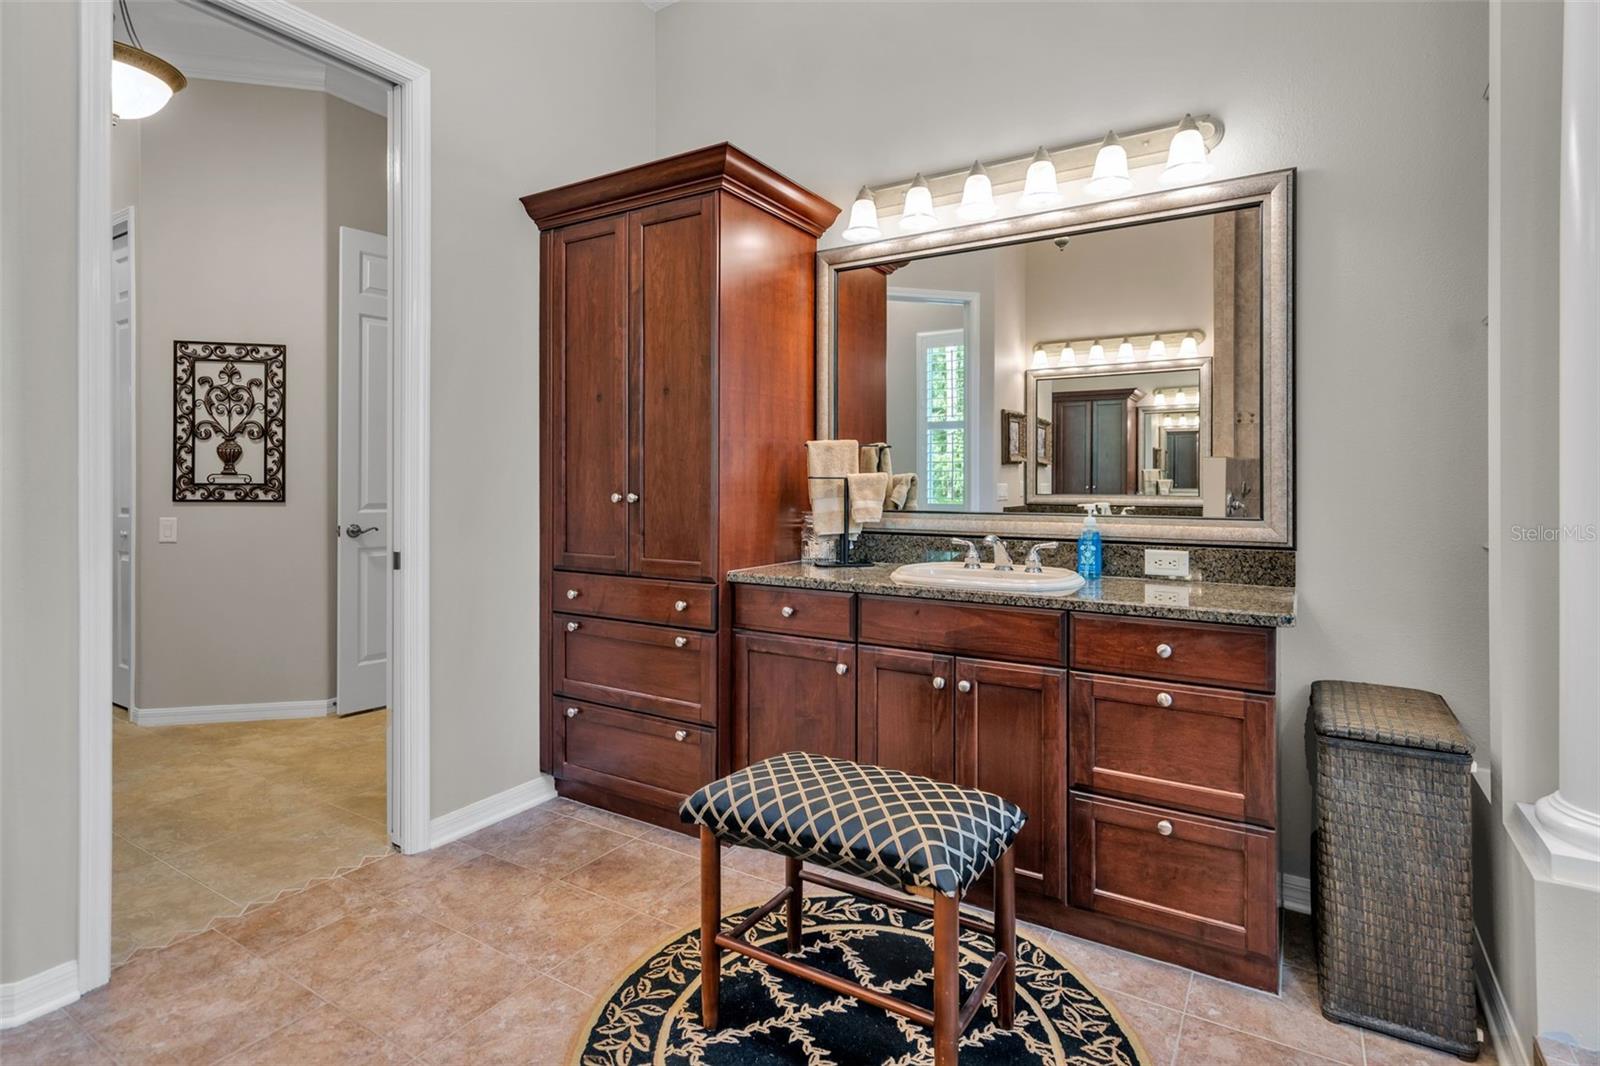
[1310,680,1478,1060]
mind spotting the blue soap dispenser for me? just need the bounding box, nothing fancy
[1076,504,1104,579]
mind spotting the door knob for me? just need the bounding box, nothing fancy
[674,636,689,648]
[1156,819,1173,836]
[566,621,580,632]
[344,523,379,538]
[564,706,579,718]
[673,729,689,742]
[1155,642,1173,659]
[957,680,972,693]
[932,677,946,690]
[625,492,640,503]
[1156,692,1173,708]
[835,663,849,675]
[610,492,624,503]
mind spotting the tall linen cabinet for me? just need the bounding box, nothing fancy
[522,145,838,824]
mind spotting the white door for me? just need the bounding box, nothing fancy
[112,213,136,708]
[336,227,390,716]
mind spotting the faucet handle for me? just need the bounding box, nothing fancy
[1024,542,1062,574]
[950,538,982,569]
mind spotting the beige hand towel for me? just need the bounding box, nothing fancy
[846,472,889,536]
[886,472,916,510]
[807,439,859,536]
[876,445,893,478]
[859,445,879,473]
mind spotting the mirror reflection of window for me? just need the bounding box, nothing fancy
[919,331,967,507]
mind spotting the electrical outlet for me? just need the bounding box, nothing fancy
[1144,548,1190,578]
[158,517,178,543]
[1143,584,1191,607]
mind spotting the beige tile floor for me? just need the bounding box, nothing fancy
[4,795,1497,1065]
[107,706,390,965]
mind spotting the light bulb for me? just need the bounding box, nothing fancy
[1020,146,1060,208]
[1161,114,1214,186]
[1148,336,1167,359]
[1032,347,1048,369]
[1086,130,1132,197]
[900,173,938,232]
[1179,332,1199,357]
[1118,339,1134,362]
[842,186,882,243]
[1059,346,1076,366]
[1089,343,1106,363]
[957,161,996,222]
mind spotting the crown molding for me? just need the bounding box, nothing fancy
[158,48,386,115]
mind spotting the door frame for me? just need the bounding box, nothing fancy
[75,0,433,993]
[110,207,137,711]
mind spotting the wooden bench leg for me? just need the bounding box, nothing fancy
[700,827,721,1031]
[994,848,1016,1029]
[933,890,960,1066]
[784,857,803,954]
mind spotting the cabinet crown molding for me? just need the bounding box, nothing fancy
[521,142,841,236]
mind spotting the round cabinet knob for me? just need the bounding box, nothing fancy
[610,492,623,503]
[674,636,689,648]
[1156,692,1174,708]
[932,677,947,690]
[780,606,796,618]
[835,663,849,675]
[674,600,688,612]
[565,621,580,632]
[564,706,579,719]
[565,589,580,600]
[625,492,640,503]
[1155,642,1174,659]
[1156,819,1174,836]
[957,680,973,693]
[673,729,689,742]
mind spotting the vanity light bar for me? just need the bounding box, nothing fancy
[1032,329,1207,364]
[865,116,1223,217]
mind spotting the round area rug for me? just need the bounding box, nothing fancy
[571,893,1148,1065]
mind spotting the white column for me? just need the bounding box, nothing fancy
[1530,0,1600,869]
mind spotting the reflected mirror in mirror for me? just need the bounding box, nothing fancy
[834,205,1264,520]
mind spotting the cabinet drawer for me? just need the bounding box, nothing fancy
[1069,792,1277,958]
[734,584,854,640]
[553,614,715,725]
[859,595,1065,666]
[1071,615,1274,692]
[553,571,715,630]
[1070,674,1276,825]
[555,700,715,808]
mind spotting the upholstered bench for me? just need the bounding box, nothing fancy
[680,751,1028,1066]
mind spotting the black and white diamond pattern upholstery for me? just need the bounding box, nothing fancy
[680,752,1027,898]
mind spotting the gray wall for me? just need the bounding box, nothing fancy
[656,0,1491,889]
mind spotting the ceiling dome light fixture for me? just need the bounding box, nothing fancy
[842,186,882,243]
[1161,113,1214,186]
[899,173,938,232]
[112,0,186,121]
[957,161,996,222]
[1020,146,1061,209]
[1085,130,1133,197]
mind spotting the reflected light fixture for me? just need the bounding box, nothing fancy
[1059,345,1076,366]
[1088,342,1106,363]
[1163,415,1176,429]
[899,173,938,232]
[842,186,882,243]
[1118,338,1135,362]
[1179,331,1199,357]
[112,0,186,121]
[1161,114,1214,186]
[1085,130,1132,197]
[1147,336,1167,359]
[1175,389,1189,406]
[1154,391,1168,408]
[1020,147,1061,208]
[957,161,996,222]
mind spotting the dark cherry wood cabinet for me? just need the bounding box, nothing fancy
[526,146,838,821]
[733,632,857,766]
[857,647,955,782]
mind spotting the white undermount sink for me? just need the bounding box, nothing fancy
[890,561,1086,596]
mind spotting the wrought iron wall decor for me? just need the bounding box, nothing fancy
[173,341,286,502]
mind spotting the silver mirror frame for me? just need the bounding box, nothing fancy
[816,168,1295,547]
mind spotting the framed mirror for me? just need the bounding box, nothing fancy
[818,169,1293,545]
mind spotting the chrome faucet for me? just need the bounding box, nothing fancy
[950,538,983,569]
[1023,542,1061,574]
[983,534,1015,571]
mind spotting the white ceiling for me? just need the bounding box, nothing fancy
[117,0,388,115]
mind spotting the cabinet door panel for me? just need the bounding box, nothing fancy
[956,658,1066,900]
[857,646,955,781]
[734,632,856,768]
[549,216,630,573]
[630,197,716,580]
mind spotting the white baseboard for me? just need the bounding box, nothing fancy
[0,961,79,1030]
[429,777,557,849]
[130,698,335,726]
[1475,924,1527,1066]
[1280,872,1312,914]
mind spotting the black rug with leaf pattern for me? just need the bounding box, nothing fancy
[571,893,1148,1065]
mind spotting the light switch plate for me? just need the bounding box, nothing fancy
[1144,548,1190,578]
[996,482,1009,501]
[158,517,178,543]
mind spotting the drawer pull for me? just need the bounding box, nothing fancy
[673,729,689,742]
[932,677,946,690]
[1156,691,1174,708]
[836,663,849,676]
[565,589,580,600]
[565,621,580,632]
[1155,642,1173,659]
[564,706,579,718]
[780,605,796,618]
[610,492,624,503]
[674,600,688,612]
[957,680,973,693]
[674,636,689,648]
[1156,819,1173,836]
[625,492,640,504]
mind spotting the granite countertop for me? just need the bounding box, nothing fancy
[726,562,1297,628]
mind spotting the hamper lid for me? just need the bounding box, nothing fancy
[1310,680,1473,755]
